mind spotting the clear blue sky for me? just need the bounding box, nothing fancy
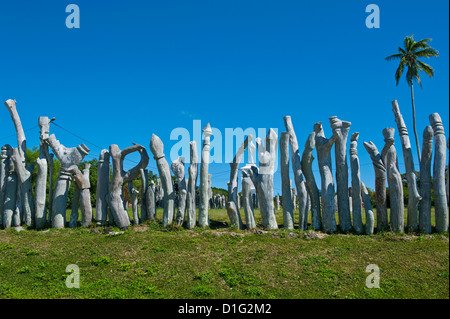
[1,0,448,195]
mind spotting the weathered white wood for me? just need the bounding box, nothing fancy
[363,140,390,231]
[329,116,352,232]
[349,132,363,234]
[198,124,212,227]
[360,181,375,235]
[392,100,421,232]
[280,132,294,229]
[244,129,278,230]
[3,159,17,228]
[186,141,198,229]
[171,157,187,225]
[241,168,256,229]
[314,122,338,233]
[301,132,321,231]
[107,143,149,230]
[419,126,433,234]
[429,113,448,232]
[150,135,174,227]
[95,150,110,225]
[382,128,404,233]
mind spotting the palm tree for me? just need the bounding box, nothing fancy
[385,35,439,162]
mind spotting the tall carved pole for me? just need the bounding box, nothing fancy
[107,143,149,230]
[301,132,321,230]
[363,141,390,231]
[171,157,187,225]
[349,132,363,234]
[280,132,294,229]
[283,116,309,230]
[419,126,433,234]
[35,117,51,229]
[329,116,352,232]
[429,113,448,232]
[150,134,174,227]
[45,134,90,228]
[392,100,421,232]
[314,122,338,233]
[198,124,212,227]
[226,135,252,229]
[186,141,198,229]
[95,149,110,225]
[382,128,404,233]
[47,153,54,225]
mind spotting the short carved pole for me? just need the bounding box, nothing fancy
[128,183,139,225]
[0,145,12,227]
[241,168,256,229]
[69,163,93,228]
[140,168,149,222]
[419,126,433,234]
[171,157,187,225]
[363,141,389,231]
[3,159,17,228]
[360,182,375,235]
[429,113,448,232]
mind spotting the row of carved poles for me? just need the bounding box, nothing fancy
[1,99,448,233]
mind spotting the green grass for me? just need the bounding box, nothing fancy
[0,208,448,299]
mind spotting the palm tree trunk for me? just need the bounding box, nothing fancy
[410,83,421,162]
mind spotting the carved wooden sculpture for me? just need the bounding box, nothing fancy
[0,145,12,227]
[226,135,252,229]
[95,149,110,225]
[244,129,278,230]
[45,134,90,228]
[392,100,421,232]
[349,132,363,234]
[382,128,404,233]
[314,122,338,233]
[360,182,375,235]
[186,141,198,229]
[301,131,321,230]
[146,180,156,221]
[2,158,17,228]
[198,124,212,227]
[363,141,390,231]
[150,134,174,227]
[280,132,294,229]
[35,117,51,229]
[128,182,139,225]
[283,116,309,230]
[69,163,92,228]
[4,99,35,227]
[140,168,149,222]
[107,143,149,230]
[419,126,433,234]
[429,113,448,232]
[171,157,187,225]
[241,168,256,229]
[329,116,352,232]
